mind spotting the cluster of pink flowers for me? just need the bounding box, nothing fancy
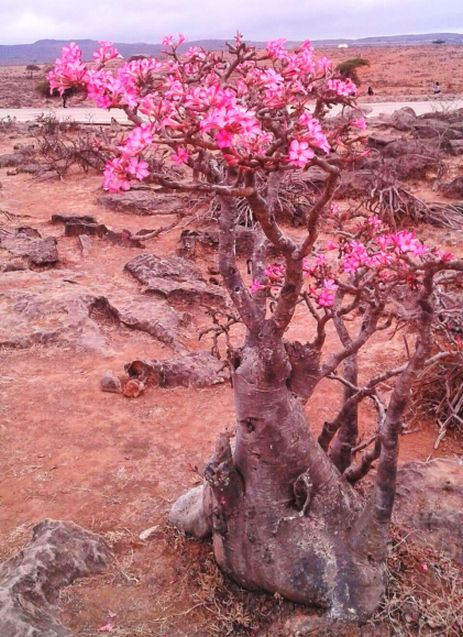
[103,156,149,191]
[48,36,364,191]
[48,42,89,94]
[251,257,341,308]
[162,33,186,48]
[266,38,288,60]
[326,78,357,97]
[288,140,315,168]
[200,103,264,150]
[317,279,338,307]
[298,112,330,153]
[93,41,120,65]
[341,231,428,274]
[121,123,154,155]
[249,221,455,309]
[171,147,189,164]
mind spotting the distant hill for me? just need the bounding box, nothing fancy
[0,33,462,65]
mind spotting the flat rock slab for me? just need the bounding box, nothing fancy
[0,227,58,267]
[394,457,463,564]
[125,253,227,307]
[51,213,145,248]
[98,295,187,350]
[51,213,98,225]
[0,275,107,351]
[125,351,229,388]
[97,190,187,216]
[0,519,109,637]
[440,176,463,198]
[0,270,186,351]
[0,152,29,168]
[179,226,255,259]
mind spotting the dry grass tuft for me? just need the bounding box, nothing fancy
[155,523,289,636]
[369,526,463,636]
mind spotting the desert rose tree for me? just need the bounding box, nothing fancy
[50,36,463,619]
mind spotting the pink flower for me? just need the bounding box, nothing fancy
[326,78,357,97]
[390,231,427,255]
[264,263,285,281]
[48,42,89,95]
[317,279,338,307]
[171,147,190,165]
[215,129,234,148]
[288,139,314,168]
[127,157,150,180]
[435,250,454,262]
[266,39,288,60]
[351,117,366,130]
[93,42,120,65]
[250,280,266,294]
[162,35,174,47]
[317,56,331,74]
[121,123,154,155]
[298,113,330,153]
[103,158,130,192]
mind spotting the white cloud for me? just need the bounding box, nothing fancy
[0,0,462,44]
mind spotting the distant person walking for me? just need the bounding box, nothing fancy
[432,81,441,95]
[367,86,374,96]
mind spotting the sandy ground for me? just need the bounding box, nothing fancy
[0,123,462,635]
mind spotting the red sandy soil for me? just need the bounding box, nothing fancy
[0,128,462,636]
[0,44,462,109]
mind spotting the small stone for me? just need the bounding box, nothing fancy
[169,484,211,539]
[138,525,159,541]
[122,378,145,398]
[100,371,122,394]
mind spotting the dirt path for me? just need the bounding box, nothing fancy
[1,98,462,125]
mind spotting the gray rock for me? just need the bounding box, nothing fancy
[0,519,109,637]
[178,226,255,259]
[390,107,416,131]
[169,485,211,539]
[0,152,26,168]
[440,176,463,198]
[367,132,398,149]
[125,253,227,308]
[52,213,145,247]
[0,276,107,351]
[114,296,187,350]
[0,227,58,267]
[51,213,98,225]
[125,351,229,388]
[394,457,463,564]
[100,370,122,393]
[97,190,187,216]
[448,139,463,155]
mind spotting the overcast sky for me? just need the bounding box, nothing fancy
[1,0,462,45]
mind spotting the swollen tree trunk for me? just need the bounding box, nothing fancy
[201,338,385,619]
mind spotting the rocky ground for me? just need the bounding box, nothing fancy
[0,107,462,636]
[0,44,462,109]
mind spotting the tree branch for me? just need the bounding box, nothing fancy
[218,195,261,332]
